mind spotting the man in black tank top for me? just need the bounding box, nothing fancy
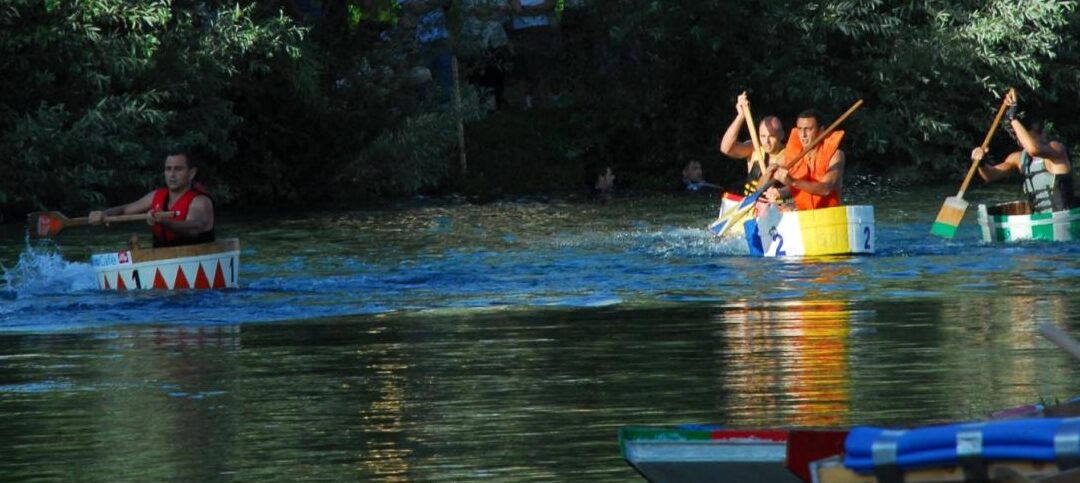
[972,90,1076,213]
[718,92,787,197]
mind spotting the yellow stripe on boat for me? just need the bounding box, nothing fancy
[756,205,874,257]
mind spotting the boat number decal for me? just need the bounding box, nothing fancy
[863,226,872,250]
[770,227,786,256]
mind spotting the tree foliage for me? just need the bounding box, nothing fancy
[2,0,1080,221]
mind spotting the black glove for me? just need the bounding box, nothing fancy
[1005,102,1019,122]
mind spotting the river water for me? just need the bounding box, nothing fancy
[2,184,1079,481]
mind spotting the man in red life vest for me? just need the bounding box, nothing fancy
[770,109,845,210]
[88,151,215,248]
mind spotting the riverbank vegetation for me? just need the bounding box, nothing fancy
[3,0,1079,221]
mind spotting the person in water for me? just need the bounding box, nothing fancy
[772,108,846,210]
[89,150,215,248]
[680,160,719,192]
[973,90,1076,213]
[718,91,786,196]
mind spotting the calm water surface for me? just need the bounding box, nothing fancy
[2,184,1080,481]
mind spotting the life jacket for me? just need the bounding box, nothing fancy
[150,183,215,248]
[1021,151,1076,213]
[743,149,785,196]
[784,129,844,210]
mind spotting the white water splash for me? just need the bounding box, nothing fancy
[1,243,98,300]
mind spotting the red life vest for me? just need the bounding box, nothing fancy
[784,129,845,210]
[150,183,214,247]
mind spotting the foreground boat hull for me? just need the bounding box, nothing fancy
[91,239,240,290]
[752,205,875,257]
[977,201,1080,243]
[620,426,846,483]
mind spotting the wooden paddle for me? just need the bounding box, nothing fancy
[712,99,865,238]
[741,92,768,174]
[706,93,769,235]
[28,211,177,238]
[930,88,1014,239]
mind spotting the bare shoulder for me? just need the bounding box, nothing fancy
[1005,150,1023,165]
[830,149,846,164]
[191,194,213,209]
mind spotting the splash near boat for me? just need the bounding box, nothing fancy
[90,238,240,290]
[977,201,1080,243]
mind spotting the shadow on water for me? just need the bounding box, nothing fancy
[2,186,1080,480]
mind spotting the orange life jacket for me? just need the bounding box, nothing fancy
[784,129,844,210]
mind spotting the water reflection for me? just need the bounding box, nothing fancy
[720,299,859,427]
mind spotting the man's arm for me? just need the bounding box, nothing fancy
[719,113,753,160]
[976,149,1019,183]
[152,196,213,236]
[89,191,155,224]
[783,151,845,196]
[1010,118,1062,161]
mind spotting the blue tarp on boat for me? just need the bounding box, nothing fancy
[844,417,1080,473]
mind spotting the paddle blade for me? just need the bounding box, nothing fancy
[27,211,67,239]
[715,204,755,238]
[930,196,969,239]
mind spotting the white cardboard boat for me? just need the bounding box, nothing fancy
[977,200,1080,243]
[90,238,240,290]
[752,204,875,257]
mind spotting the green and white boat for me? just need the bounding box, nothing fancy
[977,200,1080,243]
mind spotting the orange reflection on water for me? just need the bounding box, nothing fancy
[721,299,852,427]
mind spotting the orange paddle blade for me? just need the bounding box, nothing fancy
[27,211,70,238]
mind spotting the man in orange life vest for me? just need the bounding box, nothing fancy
[88,151,215,248]
[769,109,845,210]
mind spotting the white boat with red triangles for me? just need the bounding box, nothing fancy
[90,238,240,290]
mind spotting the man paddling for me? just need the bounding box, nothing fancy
[772,109,846,210]
[972,90,1076,213]
[718,92,786,196]
[89,150,215,248]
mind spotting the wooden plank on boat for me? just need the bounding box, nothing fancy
[131,239,240,263]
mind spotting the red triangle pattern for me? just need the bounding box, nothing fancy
[212,261,226,288]
[103,274,111,290]
[153,269,169,289]
[116,273,127,291]
[194,263,210,289]
[174,266,190,289]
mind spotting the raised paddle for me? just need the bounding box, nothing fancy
[741,92,768,174]
[712,99,865,238]
[705,93,769,235]
[930,88,1014,239]
[28,211,177,239]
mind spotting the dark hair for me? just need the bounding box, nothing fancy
[797,109,824,125]
[166,147,197,169]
